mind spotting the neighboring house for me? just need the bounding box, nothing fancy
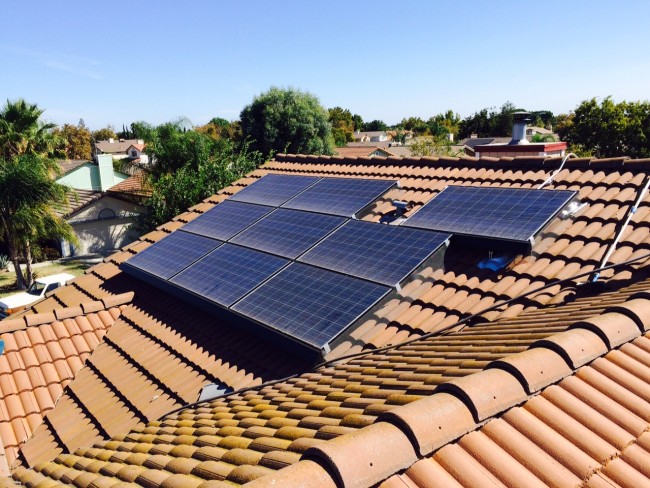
[335,146,393,158]
[107,173,152,205]
[353,130,389,143]
[3,152,650,487]
[94,138,146,160]
[56,189,144,256]
[56,154,129,191]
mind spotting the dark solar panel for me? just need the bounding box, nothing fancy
[232,263,390,350]
[299,220,450,286]
[182,201,273,241]
[403,186,577,243]
[170,244,289,307]
[282,177,397,217]
[231,209,346,259]
[124,231,222,279]
[230,174,321,206]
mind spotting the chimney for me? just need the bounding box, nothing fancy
[509,112,532,145]
[108,138,114,143]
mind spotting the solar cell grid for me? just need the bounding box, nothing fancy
[299,220,449,286]
[282,177,397,217]
[232,263,390,349]
[404,186,576,242]
[170,244,288,306]
[230,174,321,206]
[124,231,222,279]
[181,201,273,241]
[231,209,346,258]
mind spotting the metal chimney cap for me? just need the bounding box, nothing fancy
[512,112,532,123]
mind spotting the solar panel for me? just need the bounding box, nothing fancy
[282,177,397,217]
[182,201,274,241]
[232,263,390,350]
[123,231,222,279]
[299,221,450,286]
[230,209,346,258]
[170,244,288,307]
[403,186,577,243]
[230,174,321,206]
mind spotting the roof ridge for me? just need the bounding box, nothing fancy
[274,153,650,171]
[243,295,650,488]
[0,292,134,334]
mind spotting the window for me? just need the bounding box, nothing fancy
[98,208,116,220]
[131,150,138,156]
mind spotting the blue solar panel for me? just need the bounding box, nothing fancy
[299,221,449,286]
[230,209,346,259]
[403,186,577,243]
[282,177,397,217]
[232,263,390,350]
[170,244,289,307]
[182,201,273,241]
[124,231,222,279]
[230,174,321,206]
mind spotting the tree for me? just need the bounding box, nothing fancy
[140,124,263,230]
[240,87,334,156]
[328,107,355,147]
[93,125,117,142]
[53,120,92,159]
[458,102,520,139]
[352,114,364,132]
[129,121,156,142]
[362,120,388,132]
[195,118,242,141]
[0,99,57,160]
[558,97,650,158]
[410,135,461,157]
[0,155,75,289]
[399,117,429,136]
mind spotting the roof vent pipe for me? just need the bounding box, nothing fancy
[509,112,532,145]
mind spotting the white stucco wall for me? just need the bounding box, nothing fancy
[63,196,144,256]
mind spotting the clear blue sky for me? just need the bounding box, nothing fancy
[2,0,649,129]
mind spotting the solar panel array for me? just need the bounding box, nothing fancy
[232,263,390,349]
[182,201,273,241]
[403,186,577,243]
[124,231,222,279]
[171,244,289,306]
[230,174,320,206]
[122,175,573,357]
[231,209,345,259]
[299,220,450,286]
[282,177,397,217]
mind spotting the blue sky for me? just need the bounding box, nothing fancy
[2,1,649,129]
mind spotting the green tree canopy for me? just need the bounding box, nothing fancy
[557,97,650,158]
[240,87,334,156]
[53,120,92,160]
[92,125,117,142]
[0,99,57,159]
[458,102,520,139]
[328,107,355,147]
[362,119,388,132]
[140,124,263,230]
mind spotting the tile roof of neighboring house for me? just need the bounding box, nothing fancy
[3,153,650,484]
[460,137,512,149]
[335,147,391,158]
[107,173,152,198]
[53,190,104,218]
[127,144,146,152]
[0,293,132,474]
[95,140,142,155]
[56,160,89,176]
[345,141,392,148]
[383,146,413,158]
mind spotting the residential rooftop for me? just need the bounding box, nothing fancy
[2,152,650,487]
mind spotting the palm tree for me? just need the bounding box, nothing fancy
[0,100,74,289]
[0,99,58,160]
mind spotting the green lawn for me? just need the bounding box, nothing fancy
[0,260,91,298]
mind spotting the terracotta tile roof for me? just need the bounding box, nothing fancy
[4,153,650,483]
[107,173,152,197]
[95,139,142,154]
[4,283,650,487]
[334,147,391,158]
[0,294,133,474]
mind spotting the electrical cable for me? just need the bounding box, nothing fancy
[162,249,650,418]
